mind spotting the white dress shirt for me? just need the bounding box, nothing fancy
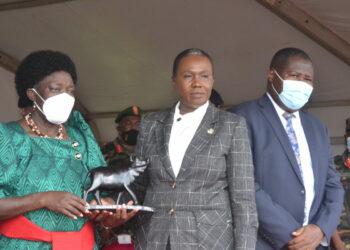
[168,101,209,177]
[267,93,315,225]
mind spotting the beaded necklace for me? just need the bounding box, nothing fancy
[25,113,64,140]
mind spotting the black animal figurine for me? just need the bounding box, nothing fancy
[83,156,149,206]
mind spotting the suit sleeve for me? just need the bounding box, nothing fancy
[312,126,344,243]
[254,182,302,247]
[227,117,258,250]
[131,115,151,204]
[0,123,18,200]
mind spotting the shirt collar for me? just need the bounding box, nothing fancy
[174,101,209,121]
[266,93,300,120]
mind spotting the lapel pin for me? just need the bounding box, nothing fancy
[207,128,214,134]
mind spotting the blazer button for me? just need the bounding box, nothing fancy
[301,190,305,195]
[171,182,176,189]
[168,209,174,215]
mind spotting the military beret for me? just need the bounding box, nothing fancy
[115,105,143,123]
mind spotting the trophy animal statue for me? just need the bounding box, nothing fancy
[83,156,149,206]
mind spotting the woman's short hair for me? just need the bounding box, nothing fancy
[172,48,213,78]
[15,50,77,108]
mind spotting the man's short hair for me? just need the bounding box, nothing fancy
[269,47,312,70]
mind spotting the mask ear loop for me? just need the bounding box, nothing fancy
[273,69,284,81]
[30,88,46,114]
[270,69,284,95]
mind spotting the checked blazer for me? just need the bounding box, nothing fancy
[132,103,258,250]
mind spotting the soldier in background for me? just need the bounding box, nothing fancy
[99,105,143,249]
[101,105,143,164]
[333,118,350,249]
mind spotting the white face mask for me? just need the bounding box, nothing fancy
[31,88,75,125]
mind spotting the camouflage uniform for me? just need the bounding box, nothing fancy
[101,137,133,165]
[334,150,350,247]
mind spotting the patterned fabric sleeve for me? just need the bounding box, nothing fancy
[68,111,106,169]
[130,115,151,204]
[227,116,258,250]
[0,123,18,199]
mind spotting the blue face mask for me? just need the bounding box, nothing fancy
[272,70,313,110]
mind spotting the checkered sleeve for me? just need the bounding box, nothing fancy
[227,116,258,250]
[131,115,153,204]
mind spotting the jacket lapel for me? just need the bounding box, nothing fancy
[258,94,304,185]
[155,107,176,179]
[177,104,219,179]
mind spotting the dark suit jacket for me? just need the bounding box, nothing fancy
[132,104,258,250]
[230,94,344,249]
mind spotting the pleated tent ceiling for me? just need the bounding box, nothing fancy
[0,0,349,147]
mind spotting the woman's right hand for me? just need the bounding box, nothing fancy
[39,191,89,220]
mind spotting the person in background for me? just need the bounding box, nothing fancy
[101,106,143,164]
[332,118,350,249]
[132,48,257,250]
[0,50,136,250]
[230,47,344,249]
[209,88,224,108]
[99,106,143,249]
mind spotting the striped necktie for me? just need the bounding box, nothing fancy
[283,112,309,225]
[283,112,302,176]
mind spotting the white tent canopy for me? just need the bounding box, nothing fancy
[0,0,349,153]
